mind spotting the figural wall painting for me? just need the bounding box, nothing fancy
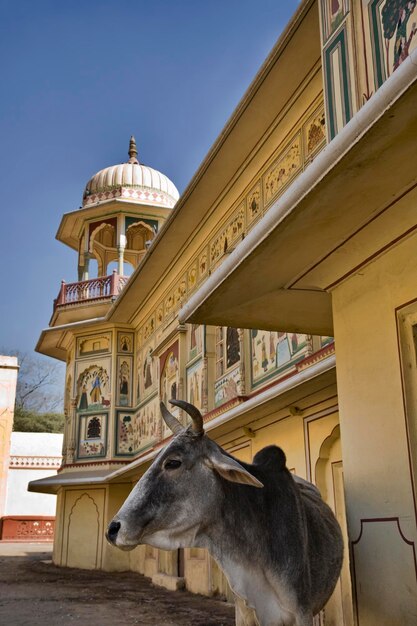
[215,366,241,408]
[186,359,204,411]
[137,339,156,404]
[250,331,308,388]
[117,356,132,407]
[160,342,179,407]
[75,358,111,412]
[160,342,180,438]
[367,0,417,88]
[189,324,203,362]
[78,413,107,459]
[118,331,134,354]
[116,395,160,456]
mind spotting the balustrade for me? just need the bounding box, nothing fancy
[54,271,129,311]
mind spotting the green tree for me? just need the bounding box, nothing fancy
[1,349,65,433]
[13,407,64,433]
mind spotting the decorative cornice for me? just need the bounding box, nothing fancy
[296,341,335,371]
[83,186,176,208]
[60,460,129,471]
[10,455,62,469]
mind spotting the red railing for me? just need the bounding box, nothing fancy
[54,271,129,311]
[0,516,55,541]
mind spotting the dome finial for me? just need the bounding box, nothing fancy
[128,135,139,164]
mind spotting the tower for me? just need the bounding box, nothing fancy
[36,138,179,470]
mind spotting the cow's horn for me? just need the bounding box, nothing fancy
[160,402,183,435]
[170,399,204,436]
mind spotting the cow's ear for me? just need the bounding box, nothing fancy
[205,450,264,488]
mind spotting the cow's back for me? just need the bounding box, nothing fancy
[296,477,344,614]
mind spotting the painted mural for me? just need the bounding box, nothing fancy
[75,358,110,412]
[117,356,132,407]
[78,413,107,458]
[368,0,417,87]
[76,333,111,358]
[321,335,334,347]
[246,184,262,227]
[215,365,241,407]
[263,135,302,205]
[321,0,349,41]
[189,324,203,362]
[186,359,204,411]
[118,332,134,354]
[142,343,156,398]
[226,327,240,369]
[250,331,308,387]
[160,342,179,407]
[116,396,160,455]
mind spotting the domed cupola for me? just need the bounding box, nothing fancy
[82,136,179,209]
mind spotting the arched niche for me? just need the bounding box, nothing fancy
[89,222,116,251]
[315,424,354,626]
[125,221,154,252]
[89,223,117,277]
[66,492,101,569]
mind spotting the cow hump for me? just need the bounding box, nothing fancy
[252,445,286,471]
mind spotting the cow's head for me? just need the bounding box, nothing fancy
[106,399,263,551]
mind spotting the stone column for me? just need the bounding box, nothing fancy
[117,215,126,276]
[82,224,90,280]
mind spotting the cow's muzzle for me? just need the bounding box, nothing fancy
[106,520,121,545]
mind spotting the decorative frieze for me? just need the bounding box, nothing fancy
[137,99,326,342]
[210,203,245,267]
[263,134,302,206]
[9,455,62,469]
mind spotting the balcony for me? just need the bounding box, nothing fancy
[53,271,129,314]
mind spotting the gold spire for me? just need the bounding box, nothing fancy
[128,135,139,164]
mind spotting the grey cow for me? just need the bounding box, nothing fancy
[107,399,343,626]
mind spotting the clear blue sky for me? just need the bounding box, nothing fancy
[0,0,297,361]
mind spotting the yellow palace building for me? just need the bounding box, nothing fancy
[32,1,417,624]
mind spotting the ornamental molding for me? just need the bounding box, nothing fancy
[9,455,62,469]
[136,97,326,346]
[83,186,176,209]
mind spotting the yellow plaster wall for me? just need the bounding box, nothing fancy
[52,490,64,565]
[332,231,417,625]
[59,487,106,570]
[101,483,131,571]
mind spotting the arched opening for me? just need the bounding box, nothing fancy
[126,221,155,252]
[106,260,134,277]
[315,425,354,626]
[87,257,99,279]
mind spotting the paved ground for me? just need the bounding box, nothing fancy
[0,543,235,626]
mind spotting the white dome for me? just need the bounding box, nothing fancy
[82,137,179,209]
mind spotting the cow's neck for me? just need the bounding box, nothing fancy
[207,543,296,626]
[193,487,300,626]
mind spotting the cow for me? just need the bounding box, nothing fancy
[106,399,343,626]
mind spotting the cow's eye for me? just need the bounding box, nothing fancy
[164,459,182,470]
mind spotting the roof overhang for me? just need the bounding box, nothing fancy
[179,50,417,335]
[57,200,172,251]
[28,469,115,495]
[108,0,320,325]
[36,317,107,361]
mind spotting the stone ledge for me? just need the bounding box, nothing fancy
[151,572,185,591]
